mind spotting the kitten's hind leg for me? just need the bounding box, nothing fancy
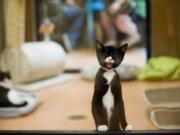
[109,111,121,130]
[92,106,108,131]
[119,101,133,131]
[119,100,129,130]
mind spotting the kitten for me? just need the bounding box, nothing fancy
[0,72,27,107]
[92,40,132,131]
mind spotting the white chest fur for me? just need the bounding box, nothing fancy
[102,70,115,122]
[103,70,115,84]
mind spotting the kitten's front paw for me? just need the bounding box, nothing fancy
[125,124,133,131]
[97,125,108,131]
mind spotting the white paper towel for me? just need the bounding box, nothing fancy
[1,41,66,83]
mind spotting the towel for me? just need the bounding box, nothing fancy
[138,56,180,81]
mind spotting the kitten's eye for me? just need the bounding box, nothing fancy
[98,56,105,61]
[115,57,123,63]
[114,55,117,58]
[113,55,119,59]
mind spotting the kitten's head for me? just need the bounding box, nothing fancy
[95,40,128,70]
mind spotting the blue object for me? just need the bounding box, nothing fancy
[64,6,84,47]
[86,0,105,44]
[87,0,105,11]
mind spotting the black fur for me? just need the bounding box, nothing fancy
[0,72,11,81]
[0,72,27,107]
[92,40,128,130]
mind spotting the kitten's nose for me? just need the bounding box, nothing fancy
[107,56,112,60]
[108,56,112,60]
[105,56,114,63]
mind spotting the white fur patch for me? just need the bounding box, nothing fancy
[103,70,115,122]
[103,70,115,84]
[105,56,115,64]
[125,124,133,131]
[103,87,114,122]
[97,125,108,131]
[7,90,24,105]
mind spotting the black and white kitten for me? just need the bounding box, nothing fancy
[92,40,133,131]
[0,72,27,108]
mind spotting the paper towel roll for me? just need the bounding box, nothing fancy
[2,41,66,83]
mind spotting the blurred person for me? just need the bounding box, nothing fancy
[41,0,84,48]
[130,0,146,22]
[87,0,118,45]
[130,0,147,46]
[106,0,141,47]
[86,0,106,42]
[62,0,84,47]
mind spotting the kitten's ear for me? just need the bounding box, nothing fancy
[96,40,104,50]
[119,43,128,53]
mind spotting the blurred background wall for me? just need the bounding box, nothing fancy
[3,0,25,48]
[0,0,5,52]
[151,0,180,58]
